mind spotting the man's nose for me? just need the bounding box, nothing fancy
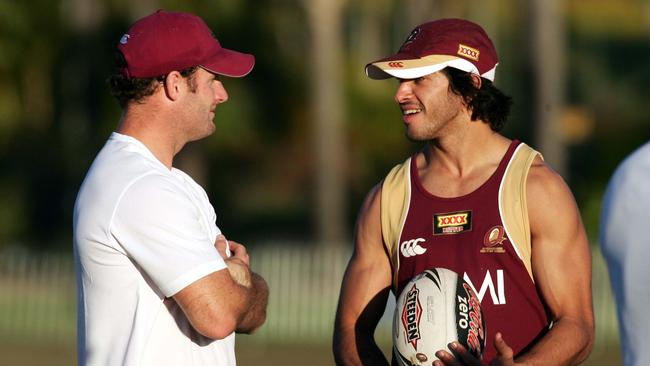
[215,82,229,103]
[394,81,413,104]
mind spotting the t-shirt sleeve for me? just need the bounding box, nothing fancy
[110,173,227,297]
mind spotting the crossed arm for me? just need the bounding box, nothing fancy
[173,236,269,340]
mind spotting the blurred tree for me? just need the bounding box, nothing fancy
[0,0,647,251]
[306,0,347,246]
[528,0,568,178]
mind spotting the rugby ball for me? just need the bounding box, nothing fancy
[393,267,486,365]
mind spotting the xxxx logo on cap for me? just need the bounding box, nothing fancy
[365,19,499,82]
[457,44,480,61]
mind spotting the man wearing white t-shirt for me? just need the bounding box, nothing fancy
[73,10,268,366]
[600,141,650,366]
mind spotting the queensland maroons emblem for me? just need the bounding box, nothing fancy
[481,225,507,253]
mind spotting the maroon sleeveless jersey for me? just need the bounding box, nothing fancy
[392,141,550,363]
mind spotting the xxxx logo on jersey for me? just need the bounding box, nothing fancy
[433,210,472,235]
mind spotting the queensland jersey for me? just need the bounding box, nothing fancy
[381,141,550,364]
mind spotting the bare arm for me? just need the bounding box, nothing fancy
[173,237,268,339]
[236,272,269,334]
[333,184,393,366]
[434,159,594,366]
[173,265,254,340]
[213,236,269,333]
[514,160,594,365]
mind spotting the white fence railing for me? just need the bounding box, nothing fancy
[0,249,76,343]
[0,245,619,350]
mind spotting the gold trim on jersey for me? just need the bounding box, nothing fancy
[498,143,542,282]
[380,143,542,291]
[380,158,411,294]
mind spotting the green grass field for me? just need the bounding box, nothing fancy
[0,339,621,366]
[0,248,622,365]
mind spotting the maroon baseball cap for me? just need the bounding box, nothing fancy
[117,10,255,79]
[366,19,498,81]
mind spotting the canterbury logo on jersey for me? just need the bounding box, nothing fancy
[400,238,427,257]
[433,210,472,235]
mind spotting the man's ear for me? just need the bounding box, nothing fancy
[162,71,184,101]
[470,73,482,89]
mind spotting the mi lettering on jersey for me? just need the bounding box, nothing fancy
[464,270,506,305]
[381,141,551,363]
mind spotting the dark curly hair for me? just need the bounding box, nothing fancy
[107,51,198,109]
[441,67,512,132]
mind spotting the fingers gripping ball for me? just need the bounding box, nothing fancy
[393,268,486,365]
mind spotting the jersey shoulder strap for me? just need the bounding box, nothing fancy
[380,157,412,291]
[500,142,542,281]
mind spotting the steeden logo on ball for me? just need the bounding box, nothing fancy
[393,268,486,366]
[401,284,422,350]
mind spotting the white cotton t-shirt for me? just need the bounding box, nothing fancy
[600,141,650,366]
[73,132,234,366]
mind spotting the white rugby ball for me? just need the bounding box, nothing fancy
[393,267,486,365]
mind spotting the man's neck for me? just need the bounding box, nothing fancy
[116,106,182,170]
[415,130,511,198]
[424,123,507,176]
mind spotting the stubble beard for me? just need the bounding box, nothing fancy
[405,126,434,142]
[193,120,215,142]
[404,111,444,143]
[404,97,466,143]
[182,112,216,144]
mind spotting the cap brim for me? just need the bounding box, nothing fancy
[365,54,479,80]
[202,47,255,78]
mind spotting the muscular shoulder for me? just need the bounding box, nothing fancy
[526,157,571,201]
[356,183,381,238]
[526,157,582,238]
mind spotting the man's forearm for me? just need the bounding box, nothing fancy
[515,317,594,366]
[236,272,269,333]
[333,325,389,366]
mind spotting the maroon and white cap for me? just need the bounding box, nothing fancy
[117,10,255,79]
[366,19,498,81]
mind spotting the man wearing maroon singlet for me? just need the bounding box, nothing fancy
[333,19,594,366]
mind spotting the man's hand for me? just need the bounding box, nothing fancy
[215,235,252,287]
[215,234,250,264]
[227,240,250,265]
[225,257,252,288]
[433,333,515,366]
